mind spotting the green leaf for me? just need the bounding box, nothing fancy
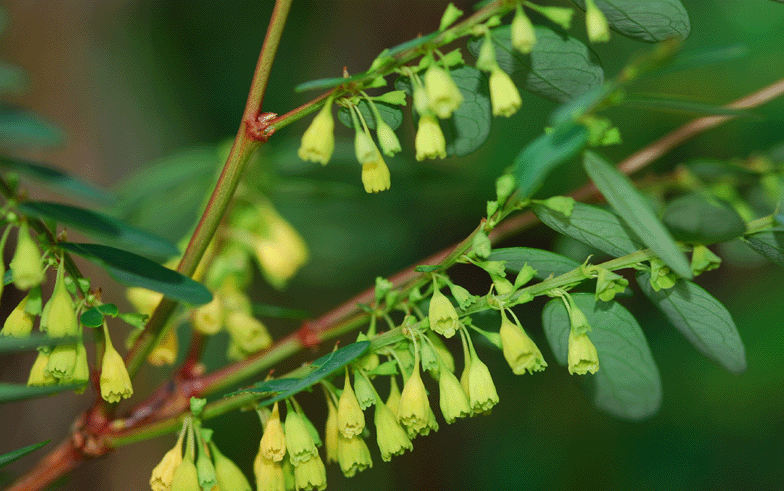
[0,334,76,352]
[60,242,212,306]
[385,32,438,58]
[661,44,748,74]
[337,100,403,131]
[621,95,756,117]
[252,304,310,320]
[442,65,492,157]
[226,341,371,404]
[514,123,589,199]
[469,25,604,102]
[18,201,180,259]
[533,201,645,257]
[661,193,747,243]
[638,273,746,373]
[96,304,119,316]
[583,151,691,278]
[742,230,784,267]
[2,268,10,285]
[0,61,27,95]
[541,293,662,419]
[0,155,113,205]
[573,0,691,42]
[548,83,618,127]
[294,76,355,93]
[80,308,105,328]
[0,105,64,148]
[0,383,85,404]
[487,247,580,279]
[0,440,50,469]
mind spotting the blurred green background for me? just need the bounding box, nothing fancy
[1,1,783,490]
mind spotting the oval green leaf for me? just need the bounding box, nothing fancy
[742,230,784,267]
[0,105,64,148]
[18,201,180,259]
[337,100,403,131]
[637,273,746,373]
[0,440,50,469]
[573,0,690,42]
[487,247,580,279]
[441,65,492,157]
[60,242,212,306]
[542,293,662,419]
[80,308,105,328]
[583,150,691,278]
[0,155,113,205]
[661,193,746,243]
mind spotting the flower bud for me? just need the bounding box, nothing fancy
[428,287,460,338]
[1,295,35,337]
[100,329,133,403]
[259,403,287,462]
[424,65,463,119]
[147,325,178,366]
[354,128,380,165]
[254,453,285,491]
[567,296,592,336]
[225,311,272,354]
[298,102,335,165]
[467,354,499,413]
[150,433,184,491]
[376,120,402,157]
[252,205,309,290]
[567,331,599,375]
[196,448,218,491]
[475,35,497,73]
[438,367,471,423]
[649,258,677,292]
[10,222,44,290]
[192,295,224,335]
[126,286,163,316]
[337,433,373,478]
[373,400,412,462]
[361,158,391,194]
[488,68,522,117]
[511,6,536,54]
[212,442,252,491]
[337,371,365,438]
[691,245,722,276]
[499,312,547,374]
[595,268,628,302]
[428,331,455,373]
[42,265,78,338]
[352,370,376,410]
[293,454,326,491]
[171,454,200,491]
[46,343,78,380]
[397,362,430,438]
[69,341,90,391]
[385,376,402,418]
[27,348,56,387]
[415,114,447,161]
[585,0,610,43]
[285,410,318,465]
[324,396,339,464]
[533,6,574,29]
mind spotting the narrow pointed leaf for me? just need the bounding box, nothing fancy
[0,440,50,469]
[0,156,113,204]
[60,242,212,305]
[487,247,580,279]
[0,105,64,148]
[18,201,179,259]
[514,123,589,198]
[638,273,746,373]
[0,383,85,404]
[621,95,756,117]
[0,334,77,352]
[583,150,691,278]
[252,304,310,319]
[542,294,661,419]
[572,0,691,42]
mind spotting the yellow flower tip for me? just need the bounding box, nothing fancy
[46,343,78,380]
[100,335,133,403]
[27,349,57,387]
[260,403,287,462]
[585,0,610,43]
[285,410,318,466]
[438,367,471,423]
[324,398,339,464]
[126,287,164,316]
[489,68,522,118]
[298,102,335,165]
[170,455,199,491]
[424,65,463,119]
[354,128,380,165]
[374,401,412,462]
[568,331,600,375]
[428,288,460,338]
[254,453,285,491]
[192,295,224,335]
[1,296,35,338]
[511,7,537,54]
[293,454,327,491]
[147,326,178,366]
[225,311,272,354]
[361,159,391,193]
[212,443,253,491]
[376,121,402,157]
[150,438,184,491]
[337,433,373,478]
[499,315,547,375]
[42,268,79,338]
[337,372,365,438]
[397,364,430,437]
[467,356,499,413]
[415,114,447,161]
[10,223,44,290]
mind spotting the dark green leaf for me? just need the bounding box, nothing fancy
[533,201,645,257]
[226,341,371,404]
[442,65,492,157]
[487,247,580,279]
[573,0,691,42]
[514,123,589,198]
[638,273,745,373]
[583,151,691,278]
[742,230,784,267]
[0,382,85,404]
[385,32,438,58]
[548,83,618,127]
[542,293,661,419]
[295,76,354,93]
[80,308,105,328]
[414,265,441,273]
[60,242,212,306]
[0,440,50,469]
[469,25,604,102]
[621,95,756,117]
[0,61,27,95]
[252,304,310,320]
[337,100,403,131]
[0,105,64,148]
[96,304,119,316]
[18,201,179,259]
[3,268,11,285]
[662,193,747,243]
[661,44,748,74]
[0,155,113,205]
[686,159,758,184]
[0,334,76,352]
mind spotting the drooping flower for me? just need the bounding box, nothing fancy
[324,395,339,464]
[298,102,335,165]
[385,376,402,418]
[415,114,447,161]
[10,222,44,290]
[46,343,78,380]
[170,453,200,491]
[428,286,460,338]
[567,330,600,375]
[438,367,471,423]
[336,433,373,478]
[285,409,319,465]
[27,348,56,387]
[397,360,430,438]
[42,264,78,338]
[374,400,412,462]
[212,441,252,491]
[424,65,463,119]
[147,325,178,366]
[252,204,310,290]
[467,353,499,413]
[259,402,286,462]
[293,453,327,491]
[1,295,35,337]
[225,311,272,354]
[100,326,133,403]
[361,157,391,193]
[376,120,402,157]
[149,431,184,491]
[498,311,547,375]
[192,295,224,335]
[254,453,285,491]
[337,371,365,439]
[488,68,522,117]
[511,5,536,53]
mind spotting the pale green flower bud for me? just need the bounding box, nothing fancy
[147,326,178,367]
[428,287,460,338]
[46,343,78,380]
[196,448,218,491]
[150,432,184,491]
[397,363,430,437]
[354,128,379,165]
[353,370,376,410]
[337,433,373,478]
[428,331,455,373]
[69,341,90,392]
[361,158,391,194]
[298,102,335,165]
[415,114,447,161]
[424,65,463,119]
[374,399,412,461]
[1,295,35,337]
[567,296,592,336]
[254,453,285,491]
[491,274,515,295]
[513,263,537,289]
[192,295,224,335]
[595,268,628,302]
[212,442,252,491]
[42,265,78,338]
[171,454,199,491]
[413,85,430,116]
[385,376,402,418]
[567,331,599,375]
[649,258,677,292]
[511,6,536,54]
[439,3,463,31]
[10,222,44,290]
[438,367,471,423]
[337,371,365,438]
[499,312,547,374]
[585,0,610,42]
[225,311,272,354]
[293,454,326,491]
[475,35,497,73]
[376,120,402,157]
[100,329,133,403]
[260,403,287,462]
[691,245,722,276]
[532,6,574,29]
[324,397,339,464]
[472,231,492,259]
[467,354,499,413]
[285,410,318,465]
[542,196,575,216]
[489,68,522,117]
[27,348,57,387]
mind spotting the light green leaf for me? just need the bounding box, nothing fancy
[0,155,113,205]
[487,247,580,279]
[60,242,212,306]
[0,105,64,148]
[583,150,691,278]
[0,440,50,469]
[469,25,604,102]
[0,383,85,404]
[542,293,661,419]
[638,273,745,373]
[0,334,76,352]
[533,201,645,257]
[742,230,784,267]
[226,341,371,404]
[18,201,179,259]
[573,0,691,42]
[661,193,746,244]
[514,123,589,198]
[337,100,403,131]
